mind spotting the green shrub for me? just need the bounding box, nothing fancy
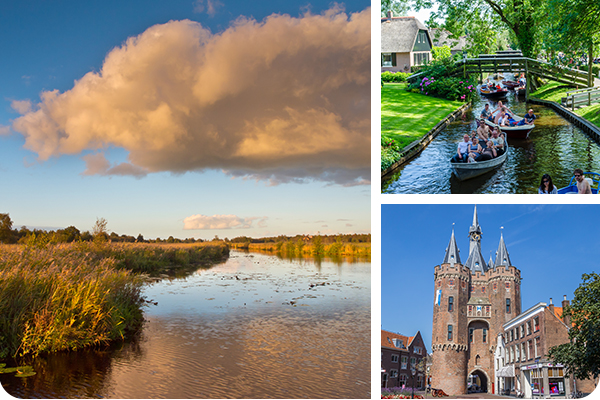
[408,76,477,102]
[381,71,411,83]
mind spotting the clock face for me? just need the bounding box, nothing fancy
[473,233,481,240]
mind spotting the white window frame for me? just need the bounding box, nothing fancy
[391,354,399,363]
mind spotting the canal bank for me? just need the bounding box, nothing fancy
[382,89,600,194]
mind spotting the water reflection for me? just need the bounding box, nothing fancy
[1,251,370,399]
[382,90,600,193]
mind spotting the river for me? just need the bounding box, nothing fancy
[0,251,370,399]
[382,87,600,193]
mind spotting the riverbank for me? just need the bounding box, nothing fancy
[0,242,229,359]
[230,241,370,258]
[381,83,465,170]
[530,81,600,129]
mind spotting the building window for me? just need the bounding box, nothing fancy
[510,346,514,363]
[528,340,533,360]
[493,282,497,291]
[390,369,398,378]
[414,346,422,355]
[401,356,408,369]
[411,357,417,368]
[448,325,453,341]
[482,286,486,293]
[449,279,454,287]
[448,296,454,312]
[520,325,525,338]
[527,321,532,335]
[413,52,429,66]
[534,337,540,358]
[382,53,394,67]
[399,374,407,386]
[506,298,511,313]
[506,282,510,290]
[393,338,404,348]
[438,280,442,287]
[469,328,474,343]
[382,373,389,388]
[533,316,540,332]
[391,354,399,363]
[483,328,487,343]
[516,344,520,361]
[521,343,526,361]
[509,329,513,342]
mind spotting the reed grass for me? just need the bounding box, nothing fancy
[0,242,229,358]
[230,241,371,258]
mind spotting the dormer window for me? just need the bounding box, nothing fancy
[393,338,403,348]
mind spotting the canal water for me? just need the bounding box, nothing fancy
[1,251,370,399]
[382,88,600,193]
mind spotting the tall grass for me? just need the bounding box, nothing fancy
[0,242,229,358]
[230,241,371,258]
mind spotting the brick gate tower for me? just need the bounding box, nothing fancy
[431,206,522,395]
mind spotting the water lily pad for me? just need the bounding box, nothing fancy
[0,367,18,374]
[15,371,36,378]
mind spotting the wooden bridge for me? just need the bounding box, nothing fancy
[407,50,592,98]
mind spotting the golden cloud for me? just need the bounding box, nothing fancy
[12,7,370,185]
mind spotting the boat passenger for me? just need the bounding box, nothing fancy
[489,128,505,155]
[480,103,492,120]
[477,119,490,142]
[451,134,472,163]
[538,174,558,194]
[478,140,498,161]
[517,109,537,125]
[467,137,483,163]
[574,168,592,194]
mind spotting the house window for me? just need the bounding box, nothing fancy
[527,321,532,335]
[413,52,429,66]
[382,53,394,67]
[399,374,407,386]
[449,279,454,287]
[535,337,540,358]
[533,316,540,332]
[448,296,454,312]
[392,354,399,363]
[483,328,487,343]
[401,356,408,369]
[469,328,474,343]
[509,330,513,342]
[448,325,453,341]
[411,357,417,368]
[382,373,389,388]
[493,283,497,291]
[520,325,525,338]
[414,346,422,355]
[390,369,398,378]
[506,282,510,290]
[528,340,533,360]
[521,343,527,361]
[506,298,511,313]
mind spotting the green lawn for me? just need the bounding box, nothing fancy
[575,104,600,128]
[382,83,463,149]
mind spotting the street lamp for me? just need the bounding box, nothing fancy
[411,367,416,399]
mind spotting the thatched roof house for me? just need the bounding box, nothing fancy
[429,28,468,55]
[381,13,433,72]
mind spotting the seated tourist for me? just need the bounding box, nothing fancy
[489,128,505,155]
[477,119,490,142]
[478,139,498,161]
[480,103,492,120]
[451,134,472,163]
[467,137,483,163]
[517,109,537,125]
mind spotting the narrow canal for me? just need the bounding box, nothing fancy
[382,88,600,194]
[1,251,370,399]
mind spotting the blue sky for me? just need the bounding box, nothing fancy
[0,0,370,240]
[381,204,600,349]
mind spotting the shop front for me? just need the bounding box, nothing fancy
[521,363,569,398]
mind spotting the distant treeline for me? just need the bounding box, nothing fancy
[228,233,371,244]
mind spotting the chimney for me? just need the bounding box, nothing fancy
[387,10,393,19]
[562,295,571,326]
[548,297,554,315]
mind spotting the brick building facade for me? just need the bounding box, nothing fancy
[495,296,597,397]
[431,206,522,395]
[381,330,427,389]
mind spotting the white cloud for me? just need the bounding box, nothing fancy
[183,214,268,230]
[12,7,370,186]
[193,0,223,16]
[0,125,10,136]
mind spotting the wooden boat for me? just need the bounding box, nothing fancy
[516,87,526,97]
[450,142,509,181]
[484,110,534,139]
[502,80,520,89]
[480,85,509,99]
[558,172,600,194]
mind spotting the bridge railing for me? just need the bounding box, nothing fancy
[561,86,600,110]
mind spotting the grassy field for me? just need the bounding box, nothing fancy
[530,81,600,129]
[0,242,228,358]
[381,83,463,149]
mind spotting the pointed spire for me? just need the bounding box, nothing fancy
[495,230,512,267]
[466,205,488,273]
[488,252,494,270]
[443,224,461,266]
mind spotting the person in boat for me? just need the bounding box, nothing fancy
[477,119,490,142]
[574,168,592,194]
[494,107,508,124]
[489,128,505,155]
[517,109,536,125]
[538,174,558,194]
[467,136,483,163]
[480,103,492,120]
[478,139,498,161]
[451,134,472,163]
[500,112,518,127]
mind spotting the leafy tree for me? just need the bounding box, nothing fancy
[0,213,14,244]
[136,234,144,242]
[548,273,600,380]
[92,217,109,244]
[381,0,411,17]
[432,45,452,60]
[415,0,542,57]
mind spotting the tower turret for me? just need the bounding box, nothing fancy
[465,206,488,273]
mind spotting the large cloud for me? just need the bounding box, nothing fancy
[12,7,370,185]
[183,214,267,230]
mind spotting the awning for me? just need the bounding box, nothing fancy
[497,365,515,377]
